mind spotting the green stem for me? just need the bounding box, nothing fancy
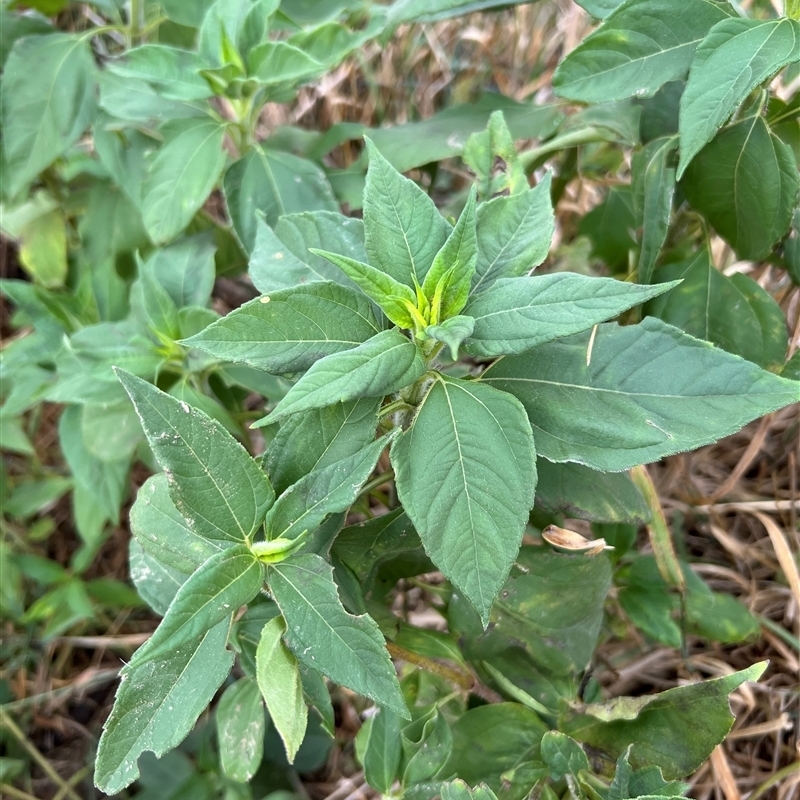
[359,469,394,498]
[129,0,145,45]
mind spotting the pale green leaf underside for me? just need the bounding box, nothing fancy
[183,282,380,374]
[392,376,537,624]
[2,33,97,195]
[130,545,263,666]
[481,317,800,472]
[94,619,234,795]
[552,0,734,103]
[216,678,265,782]
[677,17,800,177]
[464,274,679,357]
[130,474,227,574]
[269,553,408,717]
[256,329,426,427]
[256,616,308,763]
[117,370,275,542]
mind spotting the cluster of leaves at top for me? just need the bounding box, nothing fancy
[92,107,799,796]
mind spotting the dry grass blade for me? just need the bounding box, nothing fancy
[747,509,800,613]
[710,745,741,800]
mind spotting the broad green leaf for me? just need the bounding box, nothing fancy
[265,397,380,496]
[58,406,129,523]
[402,706,453,784]
[107,45,213,101]
[0,9,52,70]
[183,282,380,374]
[18,209,67,289]
[287,21,374,70]
[646,252,788,370]
[161,0,216,27]
[535,459,651,524]
[425,315,475,360]
[130,545,263,667]
[142,118,227,244]
[462,111,527,200]
[93,120,153,207]
[198,0,249,69]
[309,250,418,329]
[256,329,426,427]
[3,476,73,520]
[80,401,142,463]
[680,115,800,260]
[128,539,189,617]
[143,234,217,308]
[463,274,678,357]
[265,432,394,542]
[552,0,734,103]
[78,184,149,268]
[94,618,234,795]
[485,547,612,675]
[632,137,677,284]
[224,146,338,253]
[116,370,275,542]
[247,40,324,85]
[391,375,536,624]
[0,414,34,455]
[216,678,266,782]
[608,747,690,799]
[238,0,281,60]
[366,95,562,174]
[97,72,206,124]
[472,174,554,294]
[332,510,426,586]
[130,474,226,574]
[2,33,97,195]
[442,704,547,791]
[677,17,800,177]
[481,317,800,472]
[421,187,478,320]
[360,709,402,793]
[256,617,308,763]
[560,663,767,779]
[135,265,181,341]
[363,138,452,285]
[269,552,408,717]
[578,185,637,271]
[573,0,626,16]
[249,210,366,292]
[540,732,589,780]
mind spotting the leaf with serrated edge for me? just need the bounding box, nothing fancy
[256,616,308,762]
[309,249,418,329]
[269,553,408,717]
[130,545,263,667]
[255,329,426,427]
[392,375,536,624]
[116,370,275,541]
[677,17,800,177]
[553,0,734,103]
[422,188,478,320]
[183,282,380,374]
[94,619,234,795]
[265,432,395,542]
[472,174,554,294]
[426,315,475,361]
[481,317,800,472]
[363,138,452,285]
[464,274,679,357]
[266,397,381,496]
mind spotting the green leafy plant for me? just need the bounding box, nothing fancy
[93,117,799,796]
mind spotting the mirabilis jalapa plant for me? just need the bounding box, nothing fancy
[95,116,800,796]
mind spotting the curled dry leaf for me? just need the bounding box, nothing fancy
[541,524,612,555]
